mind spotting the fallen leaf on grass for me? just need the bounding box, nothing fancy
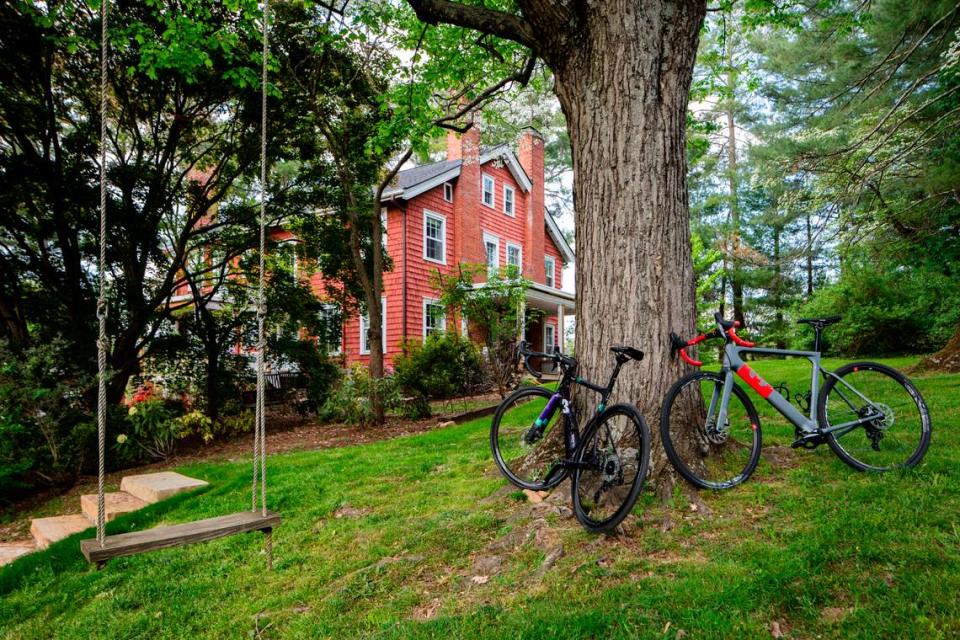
[470,575,489,585]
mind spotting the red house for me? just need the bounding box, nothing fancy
[315,126,575,366]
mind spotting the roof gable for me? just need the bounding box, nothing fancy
[384,145,532,200]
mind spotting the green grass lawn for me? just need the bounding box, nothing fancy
[1,357,958,639]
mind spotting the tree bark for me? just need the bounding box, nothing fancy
[550,1,706,491]
[406,0,707,493]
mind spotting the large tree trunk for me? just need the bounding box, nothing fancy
[915,327,960,373]
[551,0,705,493]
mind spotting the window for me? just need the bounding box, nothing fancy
[360,297,387,355]
[545,323,556,353]
[503,186,515,216]
[319,304,342,355]
[545,256,556,288]
[423,210,446,264]
[484,232,500,277]
[482,174,495,208]
[506,243,522,276]
[443,182,453,203]
[423,299,446,338]
[460,314,469,337]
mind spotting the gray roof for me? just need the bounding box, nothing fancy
[397,159,461,189]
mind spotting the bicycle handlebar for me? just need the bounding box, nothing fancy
[517,341,577,379]
[670,313,755,367]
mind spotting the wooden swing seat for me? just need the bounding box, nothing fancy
[80,510,280,565]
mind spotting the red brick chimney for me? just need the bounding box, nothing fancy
[453,122,484,267]
[518,128,545,282]
[446,130,461,161]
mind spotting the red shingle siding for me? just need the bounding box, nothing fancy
[544,230,564,290]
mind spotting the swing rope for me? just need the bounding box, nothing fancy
[95,0,109,549]
[92,0,274,568]
[253,0,272,567]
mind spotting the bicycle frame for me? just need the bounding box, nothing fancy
[718,342,883,438]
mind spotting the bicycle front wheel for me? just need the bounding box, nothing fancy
[572,404,651,532]
[660,371,762,490]
[818,362,931,472]
[490,386,570,491]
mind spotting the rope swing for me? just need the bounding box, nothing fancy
[81,0,280,568]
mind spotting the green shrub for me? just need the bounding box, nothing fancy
[281,339,341,412]
[0,338,96,500]
[394,332,487,402]
[119,394,184,461]
[319,364,400,426]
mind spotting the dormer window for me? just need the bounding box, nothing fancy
[503,186,515,216]
[481,174,495,208]
[443,182,453,203]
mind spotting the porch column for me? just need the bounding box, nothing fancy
[517,297,526,342]
[557,303,565,353]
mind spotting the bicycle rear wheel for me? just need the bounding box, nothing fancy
[818,362,931,471]
[572,404,650,532]
[490,386,570,491]
[660,371,762,490]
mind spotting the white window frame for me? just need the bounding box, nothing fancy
[545,323,556,353]
[506,242,522,274]
[443,182,453,203]
[320,303,342,355]
[481,173,495,208]
[423,298,447,338]
[503,185,515,216]
[545,255,556,288]
[422,210,446,265]
[483,232,500,277]
[460,313,469,337]
[360,297,387,355]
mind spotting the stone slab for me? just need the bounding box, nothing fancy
[30,514,92,549]
[0,541,35,566]
[120,472,209,504]
[80,491,149,523]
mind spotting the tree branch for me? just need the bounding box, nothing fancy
[405,0,539,52]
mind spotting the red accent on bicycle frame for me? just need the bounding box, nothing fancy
[736,365,773,398]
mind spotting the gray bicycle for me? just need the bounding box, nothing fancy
[661,312,932,489]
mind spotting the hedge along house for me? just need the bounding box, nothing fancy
[317,126,575,367]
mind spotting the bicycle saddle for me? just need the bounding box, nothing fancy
[610,346,644,361]
[797,315,841,326]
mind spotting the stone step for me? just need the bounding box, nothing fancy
[0,541,35,567]
[80,491,149,524]
[30,514,92,549]
[120,471,209,504]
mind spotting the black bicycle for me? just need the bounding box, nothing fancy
[490,342,651,532]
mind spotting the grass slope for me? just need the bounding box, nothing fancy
[1,357,957,639]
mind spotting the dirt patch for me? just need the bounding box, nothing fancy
[762,445,802,470]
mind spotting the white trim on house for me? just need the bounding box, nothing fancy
[360,296,387,355]
[482,146,532,192]
[422,298,446,338]
[483,231,500,276]
[544,255,557,288]
[381,146,532,201]
[320,303,342,355]
[422,209,447,265]
[544,212,575,264]
[443,182,453,202]
[481,173,495,208]
[503,185,515,216]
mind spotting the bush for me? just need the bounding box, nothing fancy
[794,260,960,356]
[319,364,400,426]
[281,339,341,412]
[119,389,185,461]
[0,338,96,500]
[394,332,487,401]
